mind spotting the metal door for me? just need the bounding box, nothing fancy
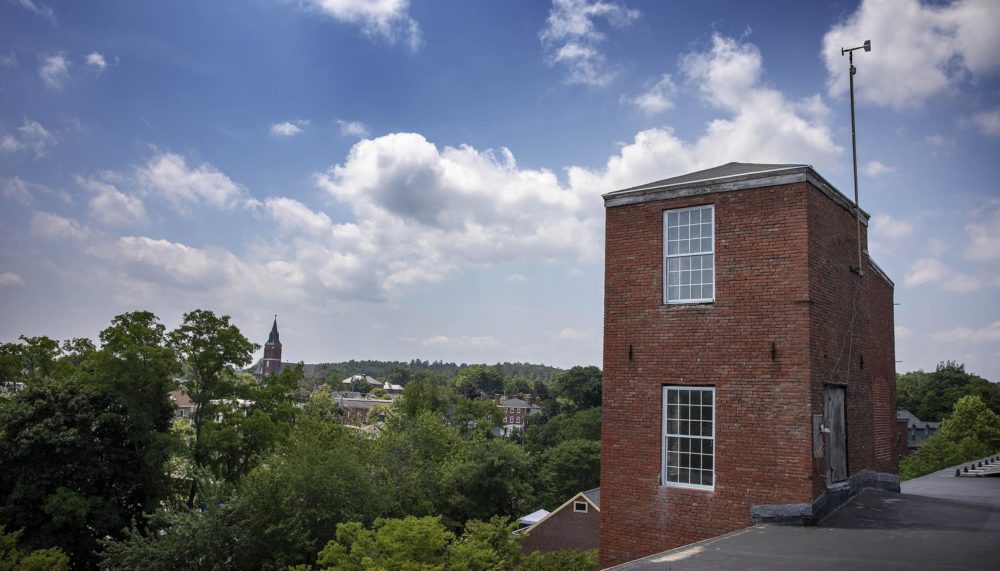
[824,386,847,484]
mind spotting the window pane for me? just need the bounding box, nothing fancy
[679,453,690,468]
[702,390,713,405]
[691,256,702,270]
[703,284,713,298]
[668,212,678,226]
[679,211,689,225]
[703,456,713,471]
[668,452,679,467]
[668,227,678,240]
[702,421,712,435]
[668,419,679,434]
[679,390,689,405]
[702,238,712,251]
[679,241,689,254]
[667,404,679,419]
[668,436,679,451]
[690,422,701,436]
[690,209,700,223]
[668,258,679,271]
[668,242,678,255]
[668,286,679,300]
[667,390,679,404]
[690,405,701,420]
[680,437,690,452]
[690,224,700,239]
[679,468,690,484]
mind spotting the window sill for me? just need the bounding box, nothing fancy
[662,482,715,492]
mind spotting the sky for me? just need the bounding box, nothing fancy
[1,0,998,379]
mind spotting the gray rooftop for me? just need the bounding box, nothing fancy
[610,457,1000,570]
[615,162,806,194]
[602,162,870,223]
[583,487,600,509]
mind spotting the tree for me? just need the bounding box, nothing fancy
[550,367,602,413]
[374,412,458,518]
[524,407,601,455]
[504,377,533,396]
[400,373,456,419]
[441,438,532,526]
[168,309,257,504]
[901,395,1000,480]
[536,439,600,509]
[445,517,522,571]
[520,549,598,571]
[455,366,506,397]
[452,398,503,437]
[0,526,69,571]
[316,516,454,571]
[897,362,999,421]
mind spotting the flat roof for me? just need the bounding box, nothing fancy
[602,162,870,225]
[609,458,1000,570]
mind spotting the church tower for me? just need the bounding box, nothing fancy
[261,316,282,378]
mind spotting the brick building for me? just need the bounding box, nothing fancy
[600,163,898,566]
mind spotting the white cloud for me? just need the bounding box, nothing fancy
[137,152,249,211]
[421,335,500,350]
[894,325,913,339]
[337,119,370,138]
[76,175,147,226]
[15,0,55,23]
[38,53,69,89]
[269,120,309,137]
[85,52,107,74]
[0,272,25,287]
[903,257,981,292]
[967,107,1000,137]
[540,0,640,86]
[864,160,895,177]
[967,200,1000,261]
[299,0,421,50]
[822,0,1000,110]
[1,177,33,206]
[556,327,594,342]
[30,211,93,242]
[0,52,16,68]
[872,213,913,240]
[622,74,675,114]
[930,321,1000,344]
[0,118,55,157]
[505,273,527,284]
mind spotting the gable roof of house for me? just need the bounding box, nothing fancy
[518,488,600,536]
[602,162,870,224]
[897,409,941,430]
[498,397,540,409]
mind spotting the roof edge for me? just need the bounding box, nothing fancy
[519,490,600,535]
[603,165,870,225]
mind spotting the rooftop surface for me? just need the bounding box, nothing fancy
[611,458,1000,570]
[611,162,807,194]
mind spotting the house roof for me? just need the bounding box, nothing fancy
[342,374,381,386]
[519,488,601,535]
[336,397,393,409]
[498,397,540,408]
[519,509,550,526]
[602,162,870,224]
[897,409,941,430]
[169,390,195,409]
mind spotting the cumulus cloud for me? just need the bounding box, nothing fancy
[967,200,1000,261]
[85,52,107,73]
[872,213,913,240]
[966,107,1000,137]
[0,118,55,157]
[270,120,309,137]
[540,0,640,86]
[903,257,981,292]
[421,335,500,350]
[14,0,55,23]
[137,152,250,211]
[505,273,527,284]
[894,325,913,339]
[930,321,1000,344]
[0,52,16,68]
[0,272,25,287]
[556,327,595,342]
[299,0,421,50]
[622,74,675,114]
[38,53,69,89]
[1,177,33,206]
[30,211,93,242]
[337,119,370,138]
[864,160,895,177]
[822,0,1000,110]
[76,175,147,226]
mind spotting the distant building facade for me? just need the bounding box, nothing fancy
[496,397,542,435]
[897,409,940,456]
[600,163,898,566]
[259,317,282,379]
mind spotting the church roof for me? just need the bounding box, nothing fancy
[266,317,280,346]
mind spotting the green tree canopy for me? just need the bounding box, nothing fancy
[550,367,602,413]
[901,395,1000,480]
[897,362,999,422]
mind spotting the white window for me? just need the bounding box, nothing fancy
[664,205,715,303]
[573,501,588,513]
[662,386,715,489]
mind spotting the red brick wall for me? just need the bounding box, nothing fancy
[520,503,600,555]
[600,181,896,567]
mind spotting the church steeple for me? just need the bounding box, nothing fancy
[260,315,283,378]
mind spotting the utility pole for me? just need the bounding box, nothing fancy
[842,39,871,276]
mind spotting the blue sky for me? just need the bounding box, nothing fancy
[1,0,998,379]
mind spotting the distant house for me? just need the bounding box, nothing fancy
[897,409,940,455]
[341,375,403,399]
[518,489,600,555]
[496,397,542,435]
[169,390,196,419]
[336,395,393,424]
[518,509,550,530]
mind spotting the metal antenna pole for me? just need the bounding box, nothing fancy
[842,41,870,276]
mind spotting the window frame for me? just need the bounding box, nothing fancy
[573,501,588,513]
[663,204,716,304]
[661,386,716,490]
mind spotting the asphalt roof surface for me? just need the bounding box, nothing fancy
[610,459,1000,570]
